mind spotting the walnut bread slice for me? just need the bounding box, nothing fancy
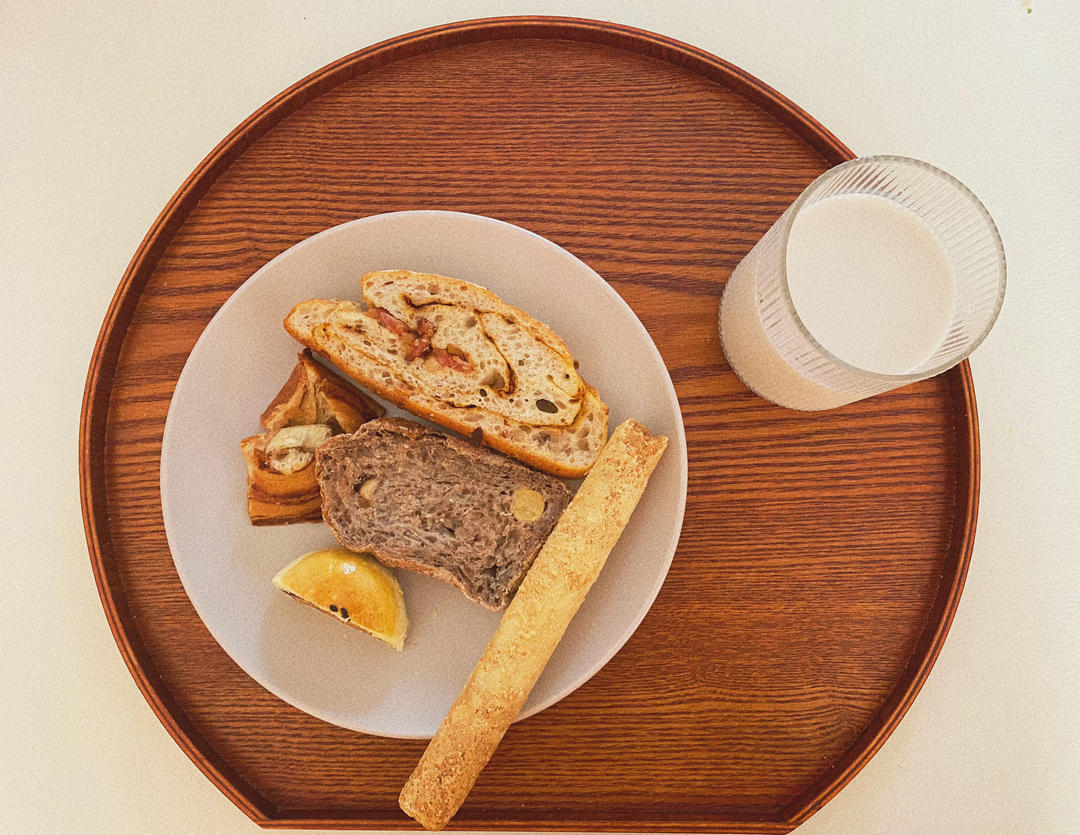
[315,418,573,610]
[284,269,609,478]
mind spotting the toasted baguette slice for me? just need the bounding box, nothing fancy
[284,269,609,478]
[316,418,573,611]
[242,351,385,525]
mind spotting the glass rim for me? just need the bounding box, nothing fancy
[775,154,1007,384]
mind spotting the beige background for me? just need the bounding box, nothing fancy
[3,1,1078,833]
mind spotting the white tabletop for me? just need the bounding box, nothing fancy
[4,2,1078,833]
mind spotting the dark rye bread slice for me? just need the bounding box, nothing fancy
[316,418,572,610]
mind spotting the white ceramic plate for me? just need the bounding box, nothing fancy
[161,211,687,738]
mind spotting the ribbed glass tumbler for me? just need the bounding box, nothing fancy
[719,156,1006,410]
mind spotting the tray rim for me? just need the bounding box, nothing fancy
[78,14,979,832]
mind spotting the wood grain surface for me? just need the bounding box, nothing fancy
[80,17,978,832]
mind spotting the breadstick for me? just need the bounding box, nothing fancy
[398,419,668,830]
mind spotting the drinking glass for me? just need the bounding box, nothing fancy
[718,156,1006,410]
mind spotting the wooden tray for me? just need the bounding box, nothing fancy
[80,17,978,833]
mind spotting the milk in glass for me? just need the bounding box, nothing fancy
[720,193,956,409]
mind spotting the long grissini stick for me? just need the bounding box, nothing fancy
[398,419,668,830]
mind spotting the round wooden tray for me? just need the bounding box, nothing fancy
[80,17,978,833]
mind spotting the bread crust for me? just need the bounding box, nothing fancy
[284,271,609,478]
[397,420,668,830]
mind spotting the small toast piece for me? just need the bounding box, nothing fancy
[398,420,668,830]
[316,418,573,610]
[241,351,385,525]
[284,269,609,478]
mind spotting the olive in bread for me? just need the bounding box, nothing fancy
[315,418,573,611]
[284,269,609,478]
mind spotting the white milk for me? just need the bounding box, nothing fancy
[786,194,955,375]
[720,193,956,410]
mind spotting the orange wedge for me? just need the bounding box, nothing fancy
[273,548,408,650]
